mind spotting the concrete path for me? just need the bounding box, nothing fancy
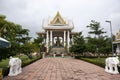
[4,57,120,80]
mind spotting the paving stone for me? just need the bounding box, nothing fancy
[4,57,120,80]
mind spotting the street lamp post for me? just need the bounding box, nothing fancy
[106,20,114,56]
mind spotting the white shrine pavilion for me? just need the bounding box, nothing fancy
[114,29,120,55]
[37,12,76,54]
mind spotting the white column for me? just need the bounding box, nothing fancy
[117,44,120,55]
[67,30,70,48]
[50,30,52,46]
[46,30,49,47]
[43,35,45,44]
[72,35,74,45]
[64,30,66,47]
[43,38,45,44]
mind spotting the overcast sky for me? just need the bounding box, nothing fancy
[0,0,120,38]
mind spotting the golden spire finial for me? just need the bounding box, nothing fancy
[50,11,66,25]
[57,11,60,15]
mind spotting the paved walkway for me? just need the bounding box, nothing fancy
[5,57,120,80]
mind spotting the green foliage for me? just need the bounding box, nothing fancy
[0,14,32,60]
[87,20,106,38]
[0,15,6,20]
[80,57,105,68]
[20,43,38,55]
[85,40,96,54]
[33,36,44,52]
[70,32,85,55]
[85,20,111,56]
[34,36,44,44]
[98,37,111,55]
[85,36,111,55]
[0,15,8,37]
[79,57,120,68]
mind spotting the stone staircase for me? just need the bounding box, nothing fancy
[49,47,67,56]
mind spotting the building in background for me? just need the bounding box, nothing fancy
[37,12,76,55]
[114,29,120,55]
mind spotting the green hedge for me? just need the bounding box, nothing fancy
[75,56,120,68]
[80,57,105,68]
[75,55,108,59]
[0,55,41,77]
[74,56,106,68]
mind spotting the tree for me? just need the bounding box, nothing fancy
[33,35,44,52]
[0,14,31,60]
[98,36,111,56]
[85,37,97,55]
[70,32,85,56]
[87,20,106,38]
[20,43,38,55]
[0,15,8,37]
[86,20,111,56]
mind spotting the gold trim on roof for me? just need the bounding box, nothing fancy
[50,11,66,25]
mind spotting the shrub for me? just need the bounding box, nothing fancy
[74,56,106,68]
[80,57,105,68]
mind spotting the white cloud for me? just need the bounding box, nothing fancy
[0,0,120,38]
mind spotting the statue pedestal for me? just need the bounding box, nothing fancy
[105,57,119,74]
[42,53,45,59]
[61,54,64,58]
[53,54,56,57]
[8,56,22,76]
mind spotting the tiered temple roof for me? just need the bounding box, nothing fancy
[42,11,74,30]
